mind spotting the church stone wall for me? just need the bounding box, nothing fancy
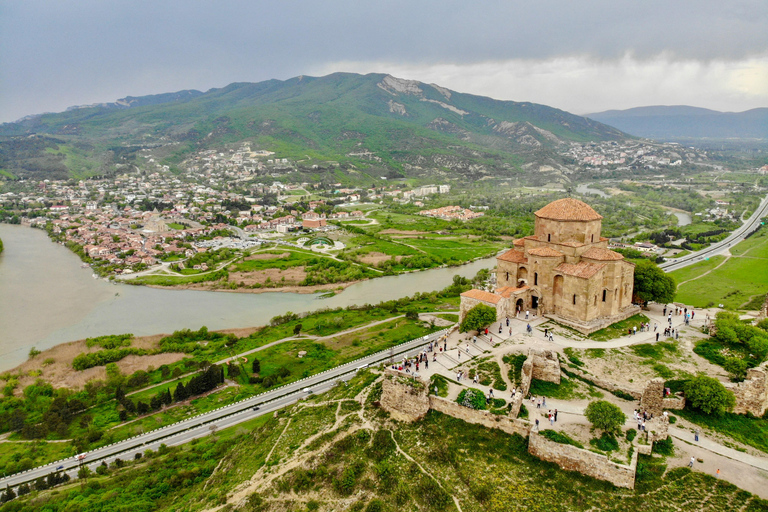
[534,217,602,245]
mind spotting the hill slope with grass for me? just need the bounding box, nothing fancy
[3,371,765,512]
[0,72,627,181]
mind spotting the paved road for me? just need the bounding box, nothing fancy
[660,192,768,272]
[0,328,449,489]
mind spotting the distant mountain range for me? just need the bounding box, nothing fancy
[586,106,768,140]
[0,72,627,182]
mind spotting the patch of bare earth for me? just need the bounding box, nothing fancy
[243,252,290,261]
[228,266,307,287]
[357,252,403,266]
[1,333,186,392]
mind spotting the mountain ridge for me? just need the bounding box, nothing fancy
[587,105,768,139]
[0,72,628,182]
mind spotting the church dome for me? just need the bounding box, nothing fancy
[534,198,603,222]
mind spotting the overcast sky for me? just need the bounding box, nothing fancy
[1,1,766,122]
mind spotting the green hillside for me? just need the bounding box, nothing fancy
[0,73,628,182]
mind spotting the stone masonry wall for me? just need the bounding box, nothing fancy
[429,396,531,438]
[726,365,768,416]
[379,372,430,422]
[529,349,561,384]
[639,378,684,416]
[528,432,637,489]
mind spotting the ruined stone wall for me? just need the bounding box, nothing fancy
[379,372,430,422]
[429,396,531,437]
[528,432,637,489]
[564,366,642,400]
[529,349,561,384]
[726,366,768,416]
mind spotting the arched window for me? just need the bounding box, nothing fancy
[572,294,577,305]
[591,234,594,242]
[547,234,551,242]
[534,272,538,286]
[602,290,607,302]
[506,272,509,281]
[594,295,597,306]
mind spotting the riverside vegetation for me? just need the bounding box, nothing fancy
[1,370,766,511]
[0,275,479,475]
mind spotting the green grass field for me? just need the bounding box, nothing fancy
[672,229,768,309]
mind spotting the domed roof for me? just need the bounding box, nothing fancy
[534,198,603,222]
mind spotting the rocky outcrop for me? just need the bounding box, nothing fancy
[379,372,430,422]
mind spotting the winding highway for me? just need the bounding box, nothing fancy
[660,192,768,272]
[0,329,449,490]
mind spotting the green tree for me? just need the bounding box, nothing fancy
[632,259,676,305]
[584,400,626,435]
[293,323,303,336]
[252,358,261,374]
[684,375,735,416]
[723,357,748,381]
[459,304,497,333]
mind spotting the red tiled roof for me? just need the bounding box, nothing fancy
[582,247,624,261]
[528,246,563,257]
[513,238,525,247]
[497,249,528,263]
[554,261,605,279]
[534,198,603,222]
[497,285,527,298]
[460,289,502,304]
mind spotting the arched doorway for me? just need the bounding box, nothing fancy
[553,275,564,313]
[515,298,524,315]
[531,295,539,309]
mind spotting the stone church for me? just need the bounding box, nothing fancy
[460,198,638,334]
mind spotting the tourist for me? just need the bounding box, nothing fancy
[466,344,470,354]
[473,374,478,384]
[499,324,503,334]
[549,333,554,342]
[535,418,539,431]
[544,328,549,338]
[654,322,657,332]
[489,388,494,398]
[663,306,667,316]
[525,310,529,320]
[536,398,541,409]
[688,457,695,468]
[425,360,428,369]
[656,332,660,342]
[633,326,637,336]
[692,310,695,320]
[694,429,699,442]
[506,317,510,326]
[554,409,557,422]
[675,330,679,340]
[473,336,477,343]
[542,397,546,407]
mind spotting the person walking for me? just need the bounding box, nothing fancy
[656,332,660,342]
[694,429,699,442]
[554,409,558,422]
[688,456,695,468]
[542,397,546,407]
[535,418,539,431]
[525,310,529,320]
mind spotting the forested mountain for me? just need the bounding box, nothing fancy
[587,106,768,140]
[0,73,627,181]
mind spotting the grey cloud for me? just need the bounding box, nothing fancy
[1,0,766,121]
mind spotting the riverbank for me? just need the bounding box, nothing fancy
[0,223,497,372]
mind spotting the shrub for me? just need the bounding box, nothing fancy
[590,432,619,452]
[540,429,584,448]
[456,388,487,410]
[459,304,497,333]
[652,436,675,456]
[684,375,736,416]
[584,400,626,435]
[626,429,637,441]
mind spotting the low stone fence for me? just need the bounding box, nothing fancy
[528,431,637,489]
[429,396,531,438]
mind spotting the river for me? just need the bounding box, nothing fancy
[0,224,495,372]
[575,183,609,198]
[672,211,692,226]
